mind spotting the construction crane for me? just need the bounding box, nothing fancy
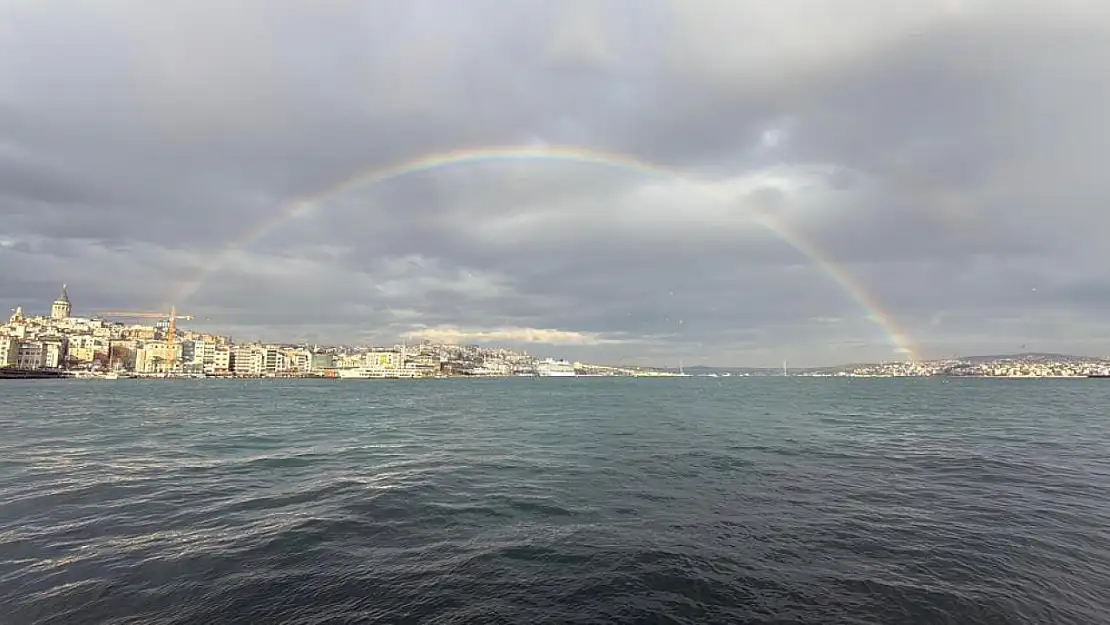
[98,306,195,371]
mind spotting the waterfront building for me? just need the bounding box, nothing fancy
[0,337,17,367]
[280,348,312,375]
[309,352,336,373]
[13,339,65,369]
[135,342,182,374]
[212,345,231,374]
[335,349,410,378]
[230,344,265,376]
[15,341,45,369]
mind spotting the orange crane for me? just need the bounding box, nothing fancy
[98,306,195,371]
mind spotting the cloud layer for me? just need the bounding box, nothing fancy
[3,0,1109,366]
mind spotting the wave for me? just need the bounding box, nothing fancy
[3,378,1109,623]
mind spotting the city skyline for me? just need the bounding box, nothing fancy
[5,283,1110,374]
[3,2,1110,367]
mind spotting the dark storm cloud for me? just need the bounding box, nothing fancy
[2,0,1108,365]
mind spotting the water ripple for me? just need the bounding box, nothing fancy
[2,378,1109,623]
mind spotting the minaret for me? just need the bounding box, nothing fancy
[50,284,72,320]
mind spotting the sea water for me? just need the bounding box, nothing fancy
[2,377,1108,623]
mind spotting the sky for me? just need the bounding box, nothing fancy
[2,0,1109,367]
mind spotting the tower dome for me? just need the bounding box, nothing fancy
[51,284,72,320]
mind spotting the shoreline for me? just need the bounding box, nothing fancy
[6,372,1103,381]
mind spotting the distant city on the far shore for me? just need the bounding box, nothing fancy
[3,285,1109,380]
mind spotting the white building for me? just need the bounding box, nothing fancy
[13,340,64,369]
[472,359,511,376]
[336,350,412,378]
[182,339,218,373]
[0,337,18,367]
[211,345,231,374]
[15,341,45,369]
[67,333,108,366]
[41,340,64,369]
[279,348,311,374]
[231,344,264,376]
[136,342,182,374]
[262,346,281,374]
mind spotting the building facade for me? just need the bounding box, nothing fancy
[135,342,182,374]
[0,337,17,367]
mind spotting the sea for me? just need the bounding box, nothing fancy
[1,377,1108,624]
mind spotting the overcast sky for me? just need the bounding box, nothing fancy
[2,0,1109,367]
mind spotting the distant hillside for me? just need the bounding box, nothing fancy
[955,352,1097,364]
[644,352,1106,372]
[651,365,781,375]
[681,365,777,374]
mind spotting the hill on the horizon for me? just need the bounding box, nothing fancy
[647,352,1107,372]
[954,352,1100,364]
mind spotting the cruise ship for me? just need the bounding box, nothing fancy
[535,358,577,377]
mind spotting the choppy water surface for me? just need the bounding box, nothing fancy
[2,378,1109,624]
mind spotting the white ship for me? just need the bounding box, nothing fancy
[535,358,577,377]
[336,366,419,379]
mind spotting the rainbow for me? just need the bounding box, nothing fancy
[172,145,919,361]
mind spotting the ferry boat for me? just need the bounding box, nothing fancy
[535,358,577,377]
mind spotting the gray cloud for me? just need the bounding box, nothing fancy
[2,0,1108,366]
